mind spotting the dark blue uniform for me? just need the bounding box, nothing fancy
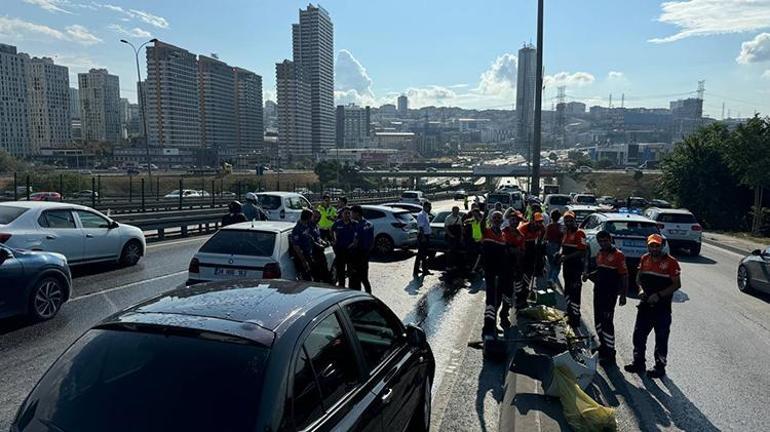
[350,219,374,293]
[291,222,315,280]
[332,220,357,287]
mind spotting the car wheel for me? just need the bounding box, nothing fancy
[119,240,143,266]
[690,243,701,257]
[737,265,754,293]
[29,277,65,320]
[409,375,432,432]
[375,234,395,256]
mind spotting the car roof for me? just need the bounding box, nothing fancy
[567,204,600,210]
[574,193,595,197]
[221,221,295,232]
[101,279,366,346]
[545,194,571,198]
[0,201,90,211]
[255,191,303,197]
[647,207,692,214]
[597,212,654,222]
[363,204,407,213]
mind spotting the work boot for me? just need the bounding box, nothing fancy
[647,366,666,378]
[499,312,511,329]
[599,356,617,368]
[623,362,646,374]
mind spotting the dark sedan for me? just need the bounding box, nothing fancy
[0,244,71,320]
[429,210,466,252]
[738,247,770,294]
[12,279,435,432]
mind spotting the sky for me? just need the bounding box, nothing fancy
[3,0,770,118]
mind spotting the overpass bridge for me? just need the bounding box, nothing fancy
[360,165,562,178]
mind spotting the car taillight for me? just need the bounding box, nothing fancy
[691,224,702,232]
[188,258,199,273]
[656,223,665,230]
[263,262,281,279]
[0,233,11,243]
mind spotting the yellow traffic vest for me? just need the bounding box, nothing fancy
[317,204,337,230]
[470,220,483,242]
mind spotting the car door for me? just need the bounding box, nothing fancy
[0,246,24,315]
[342,300,423,432]
[74,210,119,262]
[37,209,84,263]
[747,247,770,291]
[289,310,378,432]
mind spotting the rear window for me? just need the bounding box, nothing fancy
[401,192,419,199]
[200,230,277,256]
[575,195,597,204]
[256,194,282,210]
[487,193,511,204]
[0,205,27,225]
[548,196,571,205]
[432,212,450,223]
[395,212,415,223]
[15,328,268,432]
[606,221,659,238]
[657,213,696,224]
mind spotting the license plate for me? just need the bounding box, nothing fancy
[622,240,646,248]
[669,229,685,235]
[214,267,248,277]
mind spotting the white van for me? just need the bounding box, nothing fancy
[255,192,313,222]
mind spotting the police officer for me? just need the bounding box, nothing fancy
[221,201,247,227]
[481,211,507,338]
[444,206,464,272]
[517,212,546,308]
[559,210,588,328]
[243,192,267,221]
[290,209,316,281]
[331,206,356,287]
[624,234,681,378]
[309,209,331,282]
[413,201,433,278]
[350,205,374,293]
[317,194,337,241]
[464,207,484,274]
[584,230,628,366]
[336,196,349,216]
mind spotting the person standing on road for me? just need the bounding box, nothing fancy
[559,211,588,328]
[336,196,349,218]
[517,212,546,308]
[481,211,508,338]
[221,201,247,227]
[243,192,267,221]
[488,202,504,224]
[545,209,564,287]
[331,207,356,287]
[624,234,681,378]
[501,210,525,326]
[584,230,628,366]
[310,209,331,283]
[317,194,337,241]
[464,207,485,274]
[413,201,434,278]
[350,205,374,293]
[444,206,464,272]
[290,209,316,281]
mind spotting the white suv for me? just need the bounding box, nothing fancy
[255,192,313,222]
[400,190,426,205]
[644,208,702,256]
[361,205,419,255]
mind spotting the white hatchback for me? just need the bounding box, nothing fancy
[186,221,335,284]
[0,202,146,266]
[644,207,702,256]
[255,192,313,222]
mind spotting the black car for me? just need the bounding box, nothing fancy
[738,247,770,295]
[12,279,435,432]
[0,245,71,320]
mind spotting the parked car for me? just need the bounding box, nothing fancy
[382,202,431,217]
[543,194,572,215]
[644,207,702,255]
[361,205,418,255]
[738,248,770,294]
[164,189,202,199]
[255,192,313,222]
[648,198,672,209]
[426,167,438,172]
[597,195,615,206]
[0,245,72,320]
[564,204,601,225]
[486,190,525,212]
[572,193,598,205]
[11,279,435,432]
[71,190,99,199]
[578,165,593,173]
[187,221,335,284]
[400,190,427,205]
[453,189,467,200]
[428,210,466,252]
[26,192,62,202]
[0,202,146,266]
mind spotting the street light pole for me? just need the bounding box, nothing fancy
[121,38,158,184]
[531,0,544,196]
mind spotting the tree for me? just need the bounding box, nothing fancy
[0,151,24,174]
[722,115,770,234]
[660,123,752,230]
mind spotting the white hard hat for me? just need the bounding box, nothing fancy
[245,192,257,201]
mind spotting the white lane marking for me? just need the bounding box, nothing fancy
[146,236,211,250]
[71,270,187,302]
[702,242,746,258]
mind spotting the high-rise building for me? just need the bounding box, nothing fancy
[397,95,408,116]
[27,56,71,152]
[516,44,537,158]
[264,100,278,130]
[336,104,370,148]
[234,67,264,154]
[0,44,30,157]
[145,41,201,148]
[276,60,311,158]
[277,4,334,158]
[565,101,586,114]
[78,68,121,145]
[69,88,80,119]
[198,55,237,156]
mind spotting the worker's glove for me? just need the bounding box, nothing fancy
[618,295,627,306]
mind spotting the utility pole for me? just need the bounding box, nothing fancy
[531,0,544,196]
[121,38,158,185]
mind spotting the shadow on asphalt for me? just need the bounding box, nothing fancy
[746,290,770,303]
[70,261,126,278]
[676,254,718,265]
[370,250,414,263]
[475,358,506,432]
[0,316,35,336]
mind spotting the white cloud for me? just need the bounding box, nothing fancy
[477,53,517,95]
[544,71,595,88]
[0,16,66,40]
[65,24,102,45]
[108,24,151,38]
[23,0,72,14]
[608,71,625,79]
[737,32,770,63]
[650,0,770,43]
[403,86,458,108]
[129,9,169,29]
[763,70,770,79]
[335,49,376,105]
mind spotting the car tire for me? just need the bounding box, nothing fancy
[119,240,143,266]
[29,276,65,320]
[690,243,701,257]
[375,234,395,256]
[737,265,754,293]
[408,375,432,432]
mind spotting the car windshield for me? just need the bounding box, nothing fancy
[606,221,659,237]
[395,212,416,224]
[401,192,418,199]
[487,193,511,204]
[432,211,451,223]
[200,230,277,256]
[548,196,571,205]
[15,328,268,432]
[575,195,597,204]
[657,213,697,224]
[256,194,282,210]
[0,205,28,225]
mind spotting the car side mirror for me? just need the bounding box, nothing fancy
[109,221,119,230]
[752,249,762,256]
[406,323,427,349]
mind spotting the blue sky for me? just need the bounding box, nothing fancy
[3,0,770,118]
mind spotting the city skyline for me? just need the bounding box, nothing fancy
[2,0,770,118]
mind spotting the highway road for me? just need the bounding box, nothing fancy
[1,199,768,431]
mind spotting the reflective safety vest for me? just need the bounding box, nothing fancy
[317,205,337,230]
[470,220,483,242]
